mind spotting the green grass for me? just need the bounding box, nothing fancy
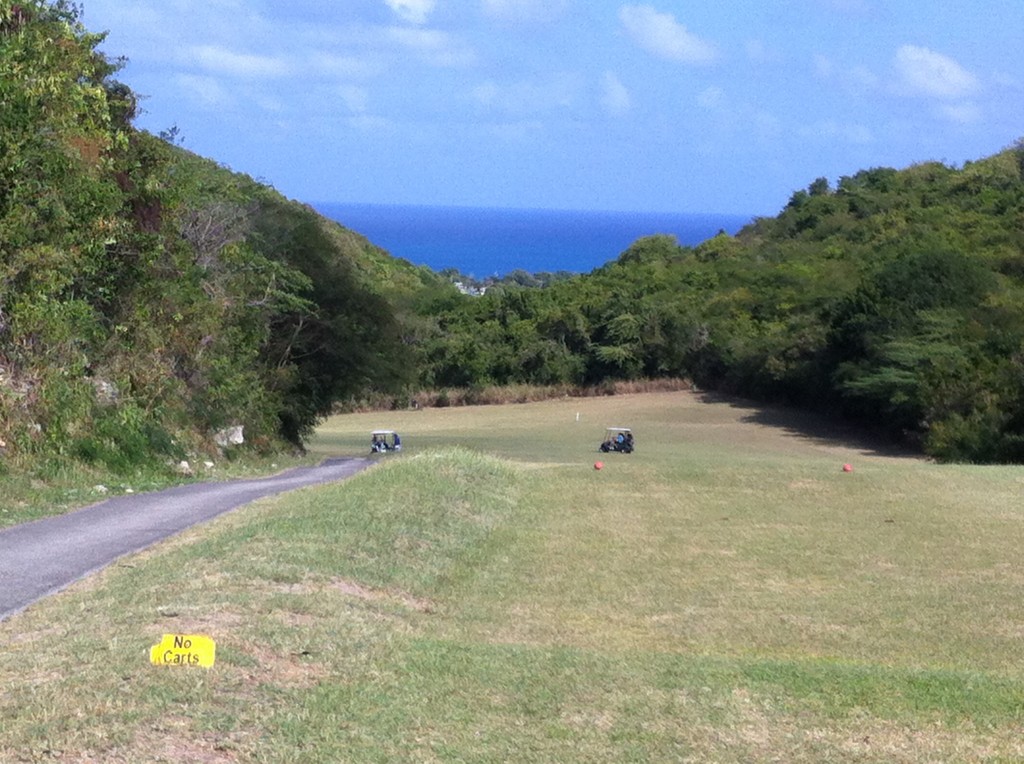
[2,391,1024,761]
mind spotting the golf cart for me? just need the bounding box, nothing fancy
[370,430,402,453]
[599,427,634,454]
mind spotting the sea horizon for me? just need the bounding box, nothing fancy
[314,202,755,277]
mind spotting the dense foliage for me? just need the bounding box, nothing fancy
[0,1,444,473]
[415,148,1024,462]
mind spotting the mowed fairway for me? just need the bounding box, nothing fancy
[2,391,1024,762]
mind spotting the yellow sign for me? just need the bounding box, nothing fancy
[149,634,216,668]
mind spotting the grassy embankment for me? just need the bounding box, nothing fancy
[2,391,1023,761]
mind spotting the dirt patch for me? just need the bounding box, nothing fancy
[146,608,245,642]
[266,576,435,614]
[232,641,329,690]
[330,577,435,614]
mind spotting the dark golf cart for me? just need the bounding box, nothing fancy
[599,427,634,453]
[370,430,402,453]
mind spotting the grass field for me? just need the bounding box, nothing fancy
[2,391,1023,761]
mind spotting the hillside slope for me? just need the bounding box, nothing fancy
[0,1,452,474]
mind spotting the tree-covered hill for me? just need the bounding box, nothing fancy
[416,145,1024,462]
[0,1,452,473]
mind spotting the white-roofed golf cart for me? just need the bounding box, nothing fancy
[598,427,634,453]
[370,430,402,453]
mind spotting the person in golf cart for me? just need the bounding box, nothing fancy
[599,427,634,453]
[370,430,402,453]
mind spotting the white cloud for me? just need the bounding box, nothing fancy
[697,85,725,110]
[255,95,284,113]
[387,27,477,67]
[815,54,879,94]
[745,40,781,64]
[894,45,978,99]
[601,71,632,116]
[619,4,716,65]
[938,101,982,124]
[173,74,231,107]
[472,73,582,114]
[384,0,436,25]
[338,85,370,114]
[848,65,880,90]
[472,81,500,106]
[189,45,291,78]
[348,114,397,133]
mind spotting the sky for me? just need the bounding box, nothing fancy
[78,0,1024,216]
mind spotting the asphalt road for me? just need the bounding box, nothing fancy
[0,457,375,622]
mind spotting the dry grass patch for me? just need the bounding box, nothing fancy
[329,577,436,614]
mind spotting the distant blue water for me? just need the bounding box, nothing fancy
[314,203,752,277]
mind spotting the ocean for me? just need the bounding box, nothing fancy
[314,203,753,277]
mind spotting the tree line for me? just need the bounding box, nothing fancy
[412,151,1024,462]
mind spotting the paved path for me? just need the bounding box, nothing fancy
[0,457,374,622]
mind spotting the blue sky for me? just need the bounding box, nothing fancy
[81,0,1023,216]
